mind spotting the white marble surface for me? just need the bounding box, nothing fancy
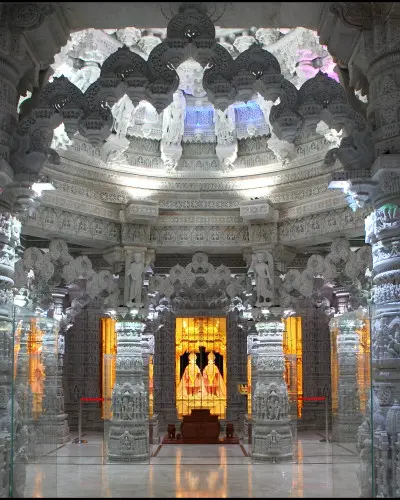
[23,430,361,498]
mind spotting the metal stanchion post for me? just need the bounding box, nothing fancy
[73,398,88,444]
[325,397,329,443]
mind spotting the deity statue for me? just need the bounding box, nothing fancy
[161,90,186,146]
[127,252,145,306]
[176,351,202,396]
[112,94,135,139]
[71,61,101,93]
[251,251,274,305]
[215,108,236,145]
[202,351,226,397]
[267,389,281,420]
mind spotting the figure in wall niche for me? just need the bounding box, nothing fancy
[127,252,145,306]
[202,351,226,397]
[177,351,202,396]
[162,90,186,146]
[250,250,274,306]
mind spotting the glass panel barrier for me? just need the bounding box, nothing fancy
[11,307,59,498]
[285,353,298,463]
[330,308,372,498]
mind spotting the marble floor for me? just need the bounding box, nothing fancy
[22,430,361,498]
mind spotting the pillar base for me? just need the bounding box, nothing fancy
[149,414,160,445]
[252,419,293,462]
[331,413,362,443]
[107,421,149,462]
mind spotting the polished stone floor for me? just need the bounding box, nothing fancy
[22,430,361,498]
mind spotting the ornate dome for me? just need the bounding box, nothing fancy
[19,3,367,253]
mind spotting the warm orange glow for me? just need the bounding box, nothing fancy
[100,317,117,420]
[27,318,45,420]
[246,317,302,418]
[175,317,227,419]
[330,313,371,416]
[330,317,339,414]
[13,320,23,380]
[357,315,371,414]
[149,354,154,418]
[283,316,303,418]
[247,355,252,416]
[175,446,228,497]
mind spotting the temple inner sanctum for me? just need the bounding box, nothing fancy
[0,1,399,498]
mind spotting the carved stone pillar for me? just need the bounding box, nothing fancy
[36,313,60,455]
[323,6,400,496]
[251,307,292,461]
[107,309,148,462]
[226,310,247,429]
[50,287,70,444]
[331,312,363,443]
[153,310,177,430]
[142,332,159,444]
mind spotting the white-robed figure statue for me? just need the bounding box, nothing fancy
[127,252,145,306]
[250,250,274,306]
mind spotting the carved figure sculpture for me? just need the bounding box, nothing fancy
[202,351,226,397]
[127,252,145,305]
[177,351,202,396]
[112,94,135,138]
[251,251,273,305]
[215,108,235,145]
[162,90,186,146]
[267,389,281,420]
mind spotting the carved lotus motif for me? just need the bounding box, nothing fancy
[148,275,164,294]
[161,278,174,299]
[22,247,44,271]
[330,237,351,262]
[169,264,186,283]
[97,270,117,292]
[40,253,55,281]
[86,274,101,299]
[306,254,324,278]
[323,255,338,280]
[215,264,231,283]
[344,251,359,279]
[283,269,301,292]
[74,256,95,279]
[49,239,69,261]
[356,245,372,272]
[298,270,313,297]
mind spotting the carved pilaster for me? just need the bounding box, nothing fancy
[153,310,178,430]
[50,286,70,444]
[251,307,293,461]
[106,309,149,462]
[226,310,247,426]
[331,312,363,443]
[36,313,60,455]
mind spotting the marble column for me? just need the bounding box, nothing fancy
[331,311,363,443]
[325,10,400,496]
[36,313,60,455]
[50,287,70,444]
[153,310,178,430]
[141,332,159,445]
[251,307,292,461]
[107,308,148,462]
[226,310,247,429]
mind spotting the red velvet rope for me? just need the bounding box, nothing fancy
[298,396,326,401]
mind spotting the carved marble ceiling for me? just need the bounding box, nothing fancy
[19,3,368,254]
